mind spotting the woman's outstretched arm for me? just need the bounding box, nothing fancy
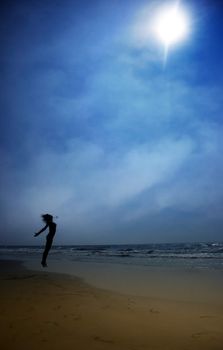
[34,224,48,237]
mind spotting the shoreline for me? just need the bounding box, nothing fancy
[1,259,223,350]
[24,257,223,304]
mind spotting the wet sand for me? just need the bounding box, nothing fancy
[0,259,223,350]
[27,258,223,303]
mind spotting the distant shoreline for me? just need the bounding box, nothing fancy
[1,242,223,274]
[1,240,223,246]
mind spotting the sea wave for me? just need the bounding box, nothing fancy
[1,242,223,260]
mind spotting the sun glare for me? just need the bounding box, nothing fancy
[154,4,189,46]
[152,1,190,63]
[131,1,191,65]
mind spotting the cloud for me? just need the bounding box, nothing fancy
[1,0,223,244]
[2,125,221,242]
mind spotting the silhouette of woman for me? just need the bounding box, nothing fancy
[34,214,57,267]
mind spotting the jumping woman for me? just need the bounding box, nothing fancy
[34,214,57,267]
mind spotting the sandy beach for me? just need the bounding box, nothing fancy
[0,259,223,350]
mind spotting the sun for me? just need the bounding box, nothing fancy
[131,1,191,65]
[152,1,190,62]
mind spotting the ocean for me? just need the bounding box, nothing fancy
[1,242,223,270]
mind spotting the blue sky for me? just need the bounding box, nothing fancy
[1,0,223,244]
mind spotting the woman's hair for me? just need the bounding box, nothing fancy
[41,214,53,222]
